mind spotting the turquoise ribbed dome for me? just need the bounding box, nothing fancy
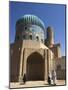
[16,14,45,29]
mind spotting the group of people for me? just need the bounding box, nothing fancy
[48,70,57,85]
[22,70,57,85]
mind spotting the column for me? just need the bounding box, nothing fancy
[44,49,48,81]
[18,47,24,82]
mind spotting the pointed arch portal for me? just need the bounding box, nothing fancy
[26,52,45,81]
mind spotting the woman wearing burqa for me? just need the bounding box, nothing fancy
[48,72,51,85]
[23,74,26,84]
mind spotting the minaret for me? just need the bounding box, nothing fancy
[45,26,54,47]
[45,26,61,58]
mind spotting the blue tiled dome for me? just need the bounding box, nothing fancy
[16,14,45,30]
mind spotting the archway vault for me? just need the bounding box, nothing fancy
[26,52,45,81]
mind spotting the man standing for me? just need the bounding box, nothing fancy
[52,70,57,85]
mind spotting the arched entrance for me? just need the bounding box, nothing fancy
[26,52,44,81]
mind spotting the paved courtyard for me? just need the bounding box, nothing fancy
[10,80,66,89]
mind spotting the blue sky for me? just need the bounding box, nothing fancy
[9,1,66,56]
